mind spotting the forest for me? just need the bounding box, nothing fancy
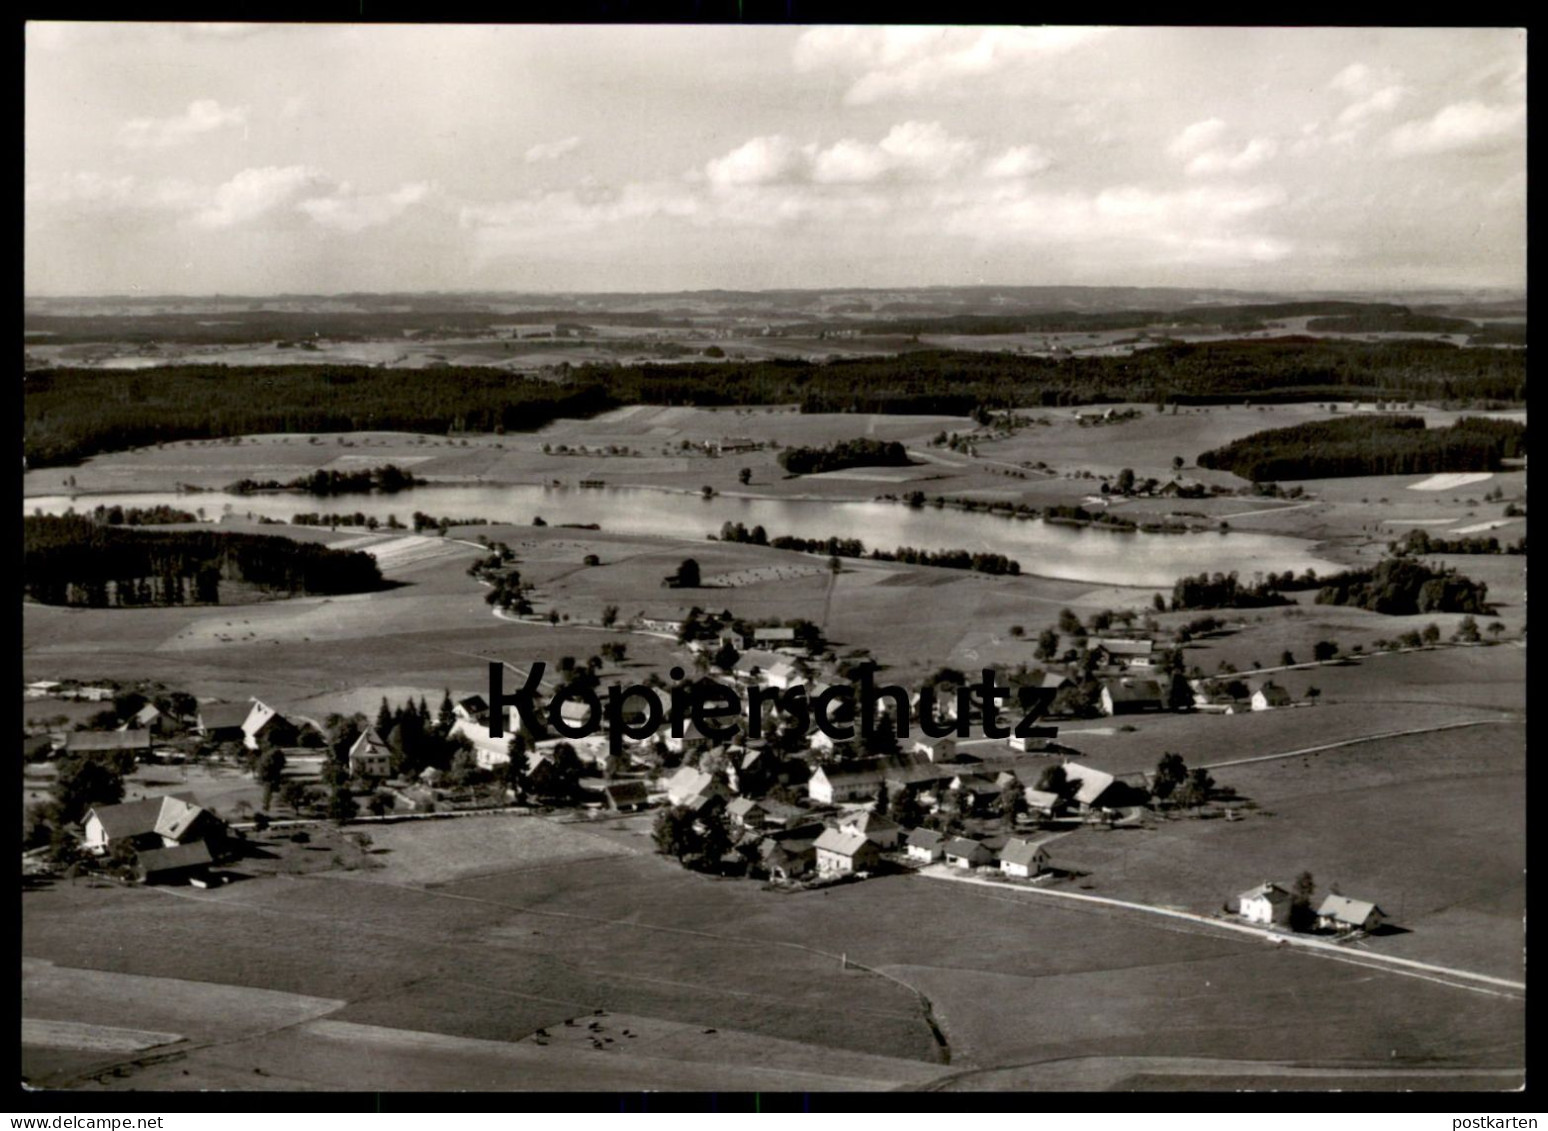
[1196,415,1527,481]
[22,515,386,607]
[24,338,1527,468]
[776,438,913,475]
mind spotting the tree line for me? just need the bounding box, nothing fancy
[22,514,385,607]
[1197,415,1527,481]
[712,524,1020,575]
[226,464,423,495]
[27,338,1525,467]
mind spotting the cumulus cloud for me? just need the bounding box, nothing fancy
[1186,137,1278,177]
[524,136,582,163]
[1385,100,1525,157]
[117,99,247,149]
[1168,118,1227,158]
[1328,62,1373,94]
[1335,84,1409,127]
[26,171,200,210]
[983,144,1053,179]
[193,165,327,228]
[793,25,1104,105]
[704,135,812,188]
[705,122,977,189]
[297,182,435,233]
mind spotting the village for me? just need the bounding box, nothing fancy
[22,610,1396,945]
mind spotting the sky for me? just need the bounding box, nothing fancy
[24,23,1527,297]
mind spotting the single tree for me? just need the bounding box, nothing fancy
[1289,871,1317,931]
[738,467,752,486]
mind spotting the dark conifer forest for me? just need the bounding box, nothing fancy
[22,515,386,607]
[1196,416,1526,481]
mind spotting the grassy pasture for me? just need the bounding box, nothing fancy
[1051,722,1524,978]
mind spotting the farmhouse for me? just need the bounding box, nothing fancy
[196,703,252,744]
[813,828,881,876]
[943,837,995,869]
[1022,787,1065,816]
[1007,725,1060,753]
[1251,681,1293,711]
[82,793,222,857]
[1089,639,1155,669]
[1316,894,1388,934]
[348,727,395,779]
[725,796,771,830]
[732,650,801,689]
[122,703,166,734]
[134,841,215,885]
[1099,679,1165,716]
[998,836,1053,878]
[453,695,490,725]
[905,827,945,863]
[1237,881,1294,926]
[664,765,725,807]
[911,734,958,763]
[747,626,798,650]
[24,680,61,699]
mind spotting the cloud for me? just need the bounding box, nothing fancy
[1168,119,1227,158]
[25,171,200,210]
[1328,63,1373,94]
[117,99,247,149]
[1385,100,1525,156]
[793,25,1104,105]
[1186,137,1278,177]
[1335,84,1409,127]
[193,165,327,228]
[297,182,435,233]
[704,135,812,188]
[524,136,582,163]
[983,144,1053,179]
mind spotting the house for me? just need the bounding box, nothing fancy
[603,780,650,812]
[1316,894,1387,934]
[1099,679,1165,716]
[725,796,771,830]
[1237,881,1294,926]
[24,680,61,699]
[905,828,945,863]
[813,828,881,876]
[664,765,723,807]
[82,793,220,857]
[65,729,151,757]
[638,616,686,635]
[943,837,995,869]
[838,810,901,850]
[121,703,165,734]
[999,836,1053,878]
[664,719,716,757]
[807,764,882,806]
[1022,788,1064,817]
[1251,681,1293,711]
[732,650,801,689]
[911,735,957,763]
[748,626,798,649]
[1056,762,1150,813]
[74,686,115,703]
[348,727,394,779]
[759,823,824,880]
[133,841,214,885]
[1089,639,1154,669]
[196,702,252,744]
[240,699,295,750]
[419,767,445,787]
[453,695,490,725]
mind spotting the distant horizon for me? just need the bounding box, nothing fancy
[26,25,1524,297]
[22,281,1529,303]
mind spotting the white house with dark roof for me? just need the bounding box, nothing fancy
[1089,639,1154,669]
[943,837,995,869]
[905,827,945,863]
[1251,681,1293,711]
[838,810,901,850]
[1099,679,1166,716]
[82,793,219,857]
[999,836,1053,878]
[813,828,881,876]
[1316,894,1387,934]
[1237,881,1294,926]
[348,727,395,779]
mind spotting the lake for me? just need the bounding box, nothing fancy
[26,484,1343,589]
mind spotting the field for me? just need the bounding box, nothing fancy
[22,807,1524,1092]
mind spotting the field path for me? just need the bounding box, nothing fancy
[1198,716,1518,772]
[915,867,1523,999]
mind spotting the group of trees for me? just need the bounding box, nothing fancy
[1150,752,1216,811]
[1197,415,1527,482]
[22,515,385,607]
[776,438,913,475]
[1313,557,1492,616]
[1169,571,1293,612]
[1388,527,1525,557]
[227,464,423,495]
[83,503,199,525]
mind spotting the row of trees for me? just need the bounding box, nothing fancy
[713,526,1021,576]
[22,515,385,607]
[227,464,423,495]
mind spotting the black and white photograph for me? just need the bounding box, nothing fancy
[21,23,1526,1098]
